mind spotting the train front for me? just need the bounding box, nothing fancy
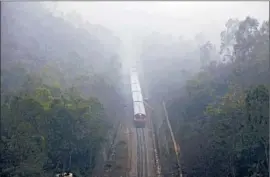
[133,101,146,128]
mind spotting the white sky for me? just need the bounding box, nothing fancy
[49,1,269,45]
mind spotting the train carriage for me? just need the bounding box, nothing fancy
[130,67,147,128]
[133,101,146,128]
[131,82,142,92]
[132,91,143,102]
[130,74,139,84]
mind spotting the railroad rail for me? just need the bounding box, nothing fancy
[136,128,148,177]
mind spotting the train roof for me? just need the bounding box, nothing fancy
[132,91,143,102]
[133,101,146,115]
[130,74,139,84]
[131,82,142,92]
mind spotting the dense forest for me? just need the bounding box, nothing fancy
[141,17,269,177]
[1,2,269,177]
[1,2,124,177]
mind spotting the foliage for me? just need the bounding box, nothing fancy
[171,17,269,177]
[1,2,124,177]
[142,16,269,177]
[1,83,107,177]
[200,41,213,68]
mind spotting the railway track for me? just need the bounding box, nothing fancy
[136,128,148,177]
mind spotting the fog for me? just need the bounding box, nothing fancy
[45,1,268,71]
[52,2,268,44]
[1,2,269,177]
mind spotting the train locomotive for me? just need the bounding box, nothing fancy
[130,68,147,128]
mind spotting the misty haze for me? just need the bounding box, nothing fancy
[1,1,269,177]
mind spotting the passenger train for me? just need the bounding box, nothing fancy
[130,67,147,128]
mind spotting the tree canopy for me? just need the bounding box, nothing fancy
[141,16,269,177]
[1,2,124,177]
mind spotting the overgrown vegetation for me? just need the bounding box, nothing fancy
[1,2,268,177]
[142,17,269,177]
[1,2,123,177]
